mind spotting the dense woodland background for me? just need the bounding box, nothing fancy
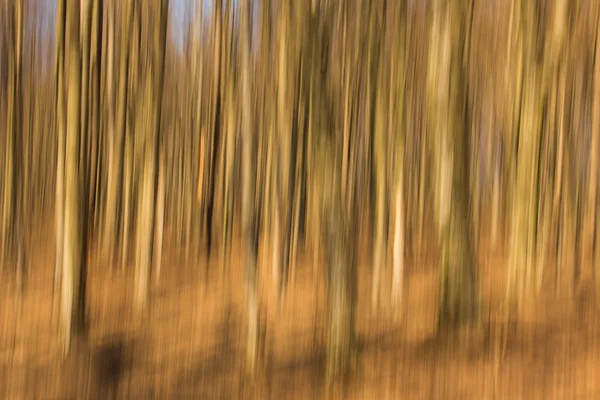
[2,0,600,398]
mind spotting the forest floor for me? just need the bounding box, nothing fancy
[2,223,600,399]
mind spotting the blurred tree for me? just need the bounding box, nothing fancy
[427,0,477,325]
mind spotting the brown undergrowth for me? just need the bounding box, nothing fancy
[1,224,600,399]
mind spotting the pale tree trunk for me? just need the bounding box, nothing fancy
[221,79,236,273]
[541,0,568,293]
[1,5,12,270]
[153,147,166,285]
[392,164,405,303]
[290,60,306,284]
[275,0,302,299]
[61,0,88,354]
[469,105,481,254]
[80,0,91,202]
[273,0,292,299]
[184,113,194,263]
[284,1,307,291]
[104,0,131,267]
[181,19,196,263]
[53,0,66,324]
[535,98,552,292]
[135,80,154,313]
[176,117,184,245]
[391,2,407,304]
[93,0,108,243]
[120,0,141,271]
[197,127,205,210]
[416,125,427,255]
[192,0,204,259]
[313,2,358,383]
[569,67,586,289]
[87,0,102,240]
[428,0,477,326]
[579,7,599,288]
[214,0,232,267]
[552,67,567,291]
[371,0,388,310]
[120,132,133,269]
[506,0,545,307]
[500,0,519,282]
[490,150,501,248]
[1,0,22,272]
[345,2,361,239]
[518,73,543,300]
[7,0,23,292]
[319,132,357,382]
[362,2,375,263]
[134,0,169,315]
[257,0,273,252]
[20,0,35,294]
[571,65,586,286]
[308,51,320,277]
[593,11,600,293]
[239,0,261,376]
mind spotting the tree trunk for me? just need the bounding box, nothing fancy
[61,0,88,354]
[153,147,166,284]
[428,0,477,326]
[392,0,406,301]
[273,0,294,298]
[1,0,23,272]
[10,0,24,293]
[392,164,405,303]
[221,79,236,272]
[203,0,223,261]
[134,0,169,315]
[120,132,133,269]
[371,1,388,310]
[240,0,261,376]
[320,136,356,382]
[53,0,66,324]
[103,0,131,267]
[593,12,600,292]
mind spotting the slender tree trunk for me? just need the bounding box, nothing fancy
[239,0,261,376]
[392,164,405,303]
[203,0,223,261]
[88,0,102,241]
[290,61,306,284]
[272,0,295,299]
[428,0,477,326]
[221,80,236,272]
[153,147,166,284]
[391,1,407,303]
[104,0,131,267]
[371,1,388,310]
[61,0,88,354]
[53,0,66,324]
[120,133,133,269]
[417,124,427,254]
[307,52,320,278]
[1,0,22,272]
[552,67,567,291]
[506,0,549,306]
[10,0,24,293]
[593,12,600,292]
[134,0,169,315]
[491,151,501,249]
[192,0,204,261]
[120,0,140,271]
[319,133,356,382]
